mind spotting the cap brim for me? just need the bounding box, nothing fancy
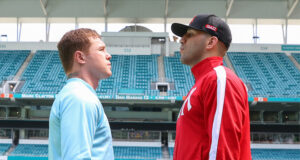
[171,23,190,37]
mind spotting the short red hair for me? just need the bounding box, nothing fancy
[57,28,100,74]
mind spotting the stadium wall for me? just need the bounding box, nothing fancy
[1,41,299,54]
[169,42,300,54]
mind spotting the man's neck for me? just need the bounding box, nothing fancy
[67,72,99,90]
[190,51,221,68]
[67,72,79,79]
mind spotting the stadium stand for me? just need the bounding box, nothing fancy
[228,52,300,98]
[292,53,300,64]
[0,143,10,155]
[18,51,160,96]
[97,54,160,96]
[2,50,298,98]
[0,50,30,83]
[169,147,300,160]
[251,149,300,160]
[168,147,174,159]
[6,144,163,160]
[9,144,48,157]
[164,52,194,96]
[20,50,66,94]
[114,146,162,159]
[164,52,229,96]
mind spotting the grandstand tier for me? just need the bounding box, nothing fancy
[164,52,194,96]
[228,52,300,98]
[10,144,48,157]
[4,144,300,160]
[169,147,300,160]
[0,50,30,83]
[20,50,66,94]
[16,51,161,96]
[0,143,10,155]
[0,50,299,99]
[292,53,300,64]
[97,54,160,96]
[114,146,162,159]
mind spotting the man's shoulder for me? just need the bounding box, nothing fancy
[223,66,244,82]
[57,81,97,102]
[198,65,243,84]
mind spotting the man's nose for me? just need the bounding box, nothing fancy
[106,53,111,60]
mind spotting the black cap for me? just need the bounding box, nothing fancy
[171,14,232,49]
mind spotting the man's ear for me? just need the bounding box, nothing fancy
[74,51,86,64]
[206,36,218,50]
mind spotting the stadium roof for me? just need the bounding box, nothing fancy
[0,0,299,24]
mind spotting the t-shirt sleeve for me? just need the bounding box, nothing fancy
[59,94,100,159]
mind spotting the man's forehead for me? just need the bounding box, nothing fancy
[186,28,203,34]
[90,37,105,46]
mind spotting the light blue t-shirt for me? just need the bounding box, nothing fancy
[49,78,114,160]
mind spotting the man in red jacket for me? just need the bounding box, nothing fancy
[171,14,252,160]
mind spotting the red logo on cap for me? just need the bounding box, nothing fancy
[205,24,217,32]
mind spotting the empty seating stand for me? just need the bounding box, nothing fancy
[20,50,66,94]
[169,147,300,160]
[8,144,163,159]
[291,53,300,64]
[164,52,228,97]
[9,144,48,157]
[0,50,30,83]
[114,146,162,159]
[251,149,300,160]
[20,51,160,96]
[164,52,194,96]
[0,143,10,155]
[228,52,300,98]
[15,50,300,98]
[97,55,159,96]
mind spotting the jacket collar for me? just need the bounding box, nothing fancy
[191,56,223,81]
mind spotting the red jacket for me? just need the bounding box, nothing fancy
[173,57,251,160]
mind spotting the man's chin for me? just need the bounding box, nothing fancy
[180,58,187,65]
[106,71,112,78]
[100,71,112,80]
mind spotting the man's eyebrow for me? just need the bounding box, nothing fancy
[98,46,105,49]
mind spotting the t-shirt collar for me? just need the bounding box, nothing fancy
[67,78,97,96]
